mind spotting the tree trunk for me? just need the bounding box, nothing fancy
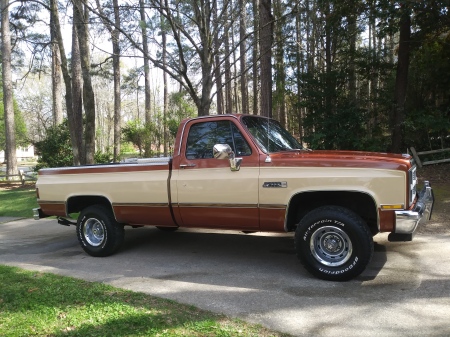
[324,2,333,119]
[50,0,79,165]
[95,0,121,161]
[74,1,95,164]
[112,0,121,162]
[191,0,214,116]
[232,26,239,112]
[224,11,233,114]
[391,7,411,153]
[71,7,84,165]
[259,0,273,118]
[140,0,152,155]
[50,0,63,126]
[295,6,303,143]
[162,14,168,156]
[348,11,357,104]
[240,0,248,115]
[198,65,213,116]
[273,0,285,126]
[252,0,259,115]
[213,0,223,114]
[1,0,18,179]
[310,0,317,74]
[324,10,332,81]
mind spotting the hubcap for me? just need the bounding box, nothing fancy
[83,218,105,247]
[310,226,352,266]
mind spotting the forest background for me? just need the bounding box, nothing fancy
[1,0,449,176]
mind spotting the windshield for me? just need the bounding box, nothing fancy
[242,116,303,153]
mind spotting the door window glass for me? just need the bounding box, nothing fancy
[185,121,251,159]
[231,123,251,156]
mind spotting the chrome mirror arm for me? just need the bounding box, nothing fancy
[229,156,242,172]
[213,144,242,171]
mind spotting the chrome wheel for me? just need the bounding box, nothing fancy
[310,225,352,267]
[83,218,105,247]
[296,206,373,281]
[77,205,124,257]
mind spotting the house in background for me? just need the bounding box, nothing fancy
[0,145,36,163]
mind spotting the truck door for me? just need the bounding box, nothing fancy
[173,118,260,229]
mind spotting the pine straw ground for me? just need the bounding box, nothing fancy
[416,164,450,235]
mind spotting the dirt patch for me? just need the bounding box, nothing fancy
[417,163,450,184]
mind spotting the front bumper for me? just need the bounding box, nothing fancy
[389,181,434,241]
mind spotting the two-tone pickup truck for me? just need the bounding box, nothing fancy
[33,114,434,281]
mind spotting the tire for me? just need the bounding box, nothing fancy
[295,206,373,281]
[156,226,179,232]
[76,205,125,257]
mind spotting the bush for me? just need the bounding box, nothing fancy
[34,120,73,170]
[94,151,113,164]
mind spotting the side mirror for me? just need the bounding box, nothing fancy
[213,144,242,171]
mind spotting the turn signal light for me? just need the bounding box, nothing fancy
[381,204,404,210]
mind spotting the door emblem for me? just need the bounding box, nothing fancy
[263,181,288,188]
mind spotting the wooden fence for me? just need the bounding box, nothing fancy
[0,169,37,185]
[409,147,450,168]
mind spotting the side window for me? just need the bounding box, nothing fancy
[231,124,252,156]
[186,121,232,159]
[185,121,252,160]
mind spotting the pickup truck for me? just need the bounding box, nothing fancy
[33,114,434,281]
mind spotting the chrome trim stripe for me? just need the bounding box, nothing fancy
[177,203,257,208]
[40,161,171,173]
[259,204,287,209]
[38,200,65,205]
[176,203,286,209]
[112,203,169,207]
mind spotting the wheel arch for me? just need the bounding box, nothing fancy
[67,195,114,219]
[285,190,378,234]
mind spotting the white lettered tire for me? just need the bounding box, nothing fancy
[295,206,374,281]
[77,205,124,257]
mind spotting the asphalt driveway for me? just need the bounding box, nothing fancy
[1,218,449,336]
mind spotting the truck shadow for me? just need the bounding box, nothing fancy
[119,227,387,287]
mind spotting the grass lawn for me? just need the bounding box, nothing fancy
[0,186,287,337]
[0,184,38,218]
[0,265,286,337]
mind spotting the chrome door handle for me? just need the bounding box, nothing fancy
[180,164,196,168]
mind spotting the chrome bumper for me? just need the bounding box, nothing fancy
[391,181,434,240]
[33,208,48,220]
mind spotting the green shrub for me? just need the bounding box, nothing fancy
[34,120,73,170]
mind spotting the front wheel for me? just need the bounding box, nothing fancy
[77,205,124,257]
[295,206,373,281]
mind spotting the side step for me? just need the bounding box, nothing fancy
[388,233,413,242]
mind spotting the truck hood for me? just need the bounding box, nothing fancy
[266,150,412,171]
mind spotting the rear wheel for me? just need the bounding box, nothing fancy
[77,205,124,257]
[295,206,373,281]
